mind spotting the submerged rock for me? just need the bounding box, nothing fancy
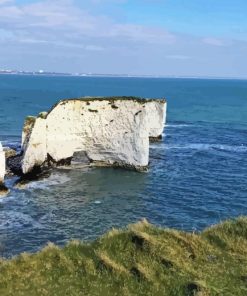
[14,168,51,190]
[21,97,167,175]
[0,183,9,197]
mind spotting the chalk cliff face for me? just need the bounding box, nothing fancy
[22,116,47,175]
[0,142,5,183]
[0,142,9,196]
[21,97,166,174]
[147,101,167,141]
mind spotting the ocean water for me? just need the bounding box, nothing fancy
[0,75,247,257]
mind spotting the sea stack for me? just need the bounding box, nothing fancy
[21,97,167,175]
[0,142,9,196]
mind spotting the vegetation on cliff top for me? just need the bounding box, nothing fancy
[0,217,247,296]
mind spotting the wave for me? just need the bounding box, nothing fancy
[0,140,21,152]
[1,140,20,146]
[25,173,70,190]
[0,211,42,229]
[151,143,247,152]
[165,124,191,128]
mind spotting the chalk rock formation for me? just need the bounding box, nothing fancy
[0,142,9,196]
[21,97,166,174]
[0,142,5,182]
[146,100,167,141]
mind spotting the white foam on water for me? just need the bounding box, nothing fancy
[94,200,102,204]
[39,212,56,222]
[1,139,21,146]
[25,173,71,190]
[165,124,191,128]
[0,211,42,229]
[0,195,15,204]
[150,143,247,152]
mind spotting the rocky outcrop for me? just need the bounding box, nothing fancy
[0,142,9,196]
[4,147,17,159]
[3,147,17,177]
[7,154,23,176]
[21,97,166,175]
[0,142,5,182]
[146,100,167,140]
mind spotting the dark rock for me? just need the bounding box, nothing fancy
[71,151,91,167]
[14,168,51,190]
[47,154,72,167]
[149,135,162,142]
[7,154,23,175]
[0,183,9,197]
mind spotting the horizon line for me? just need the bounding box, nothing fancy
[0,69,246,81]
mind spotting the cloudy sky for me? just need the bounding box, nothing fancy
[0,0,246,77]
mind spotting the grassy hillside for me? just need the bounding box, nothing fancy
[0,217,247,296]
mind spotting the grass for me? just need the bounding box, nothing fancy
[22,116,36,134]
[0,217,247,295]
[49,96,166,116]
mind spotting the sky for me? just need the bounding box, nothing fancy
[0,0,246,77]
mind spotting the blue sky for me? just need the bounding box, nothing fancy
[0,0,246,77]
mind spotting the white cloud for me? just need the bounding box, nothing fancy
[0,0,176,46]
[0,0,13,5]
[0,0,245,77]
[202,37,225,47]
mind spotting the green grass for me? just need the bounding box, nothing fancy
[0,217,247,296]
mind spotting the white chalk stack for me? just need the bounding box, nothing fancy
[21,97,167,174]
[0,142,8,196]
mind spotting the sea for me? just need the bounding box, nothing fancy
[0,75,246,258]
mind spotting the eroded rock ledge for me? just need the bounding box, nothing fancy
[18,97,166,175]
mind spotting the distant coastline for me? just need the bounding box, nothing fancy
[0,69,246,80]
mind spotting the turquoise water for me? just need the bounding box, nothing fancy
[0,75,247,257]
